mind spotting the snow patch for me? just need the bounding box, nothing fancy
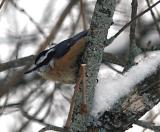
[92,52,160,116]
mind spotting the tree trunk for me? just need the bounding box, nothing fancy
[71,0,116,131]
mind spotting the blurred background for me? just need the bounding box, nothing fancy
[0,0,160,131]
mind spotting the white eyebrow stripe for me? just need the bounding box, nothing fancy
[36,48,55,65]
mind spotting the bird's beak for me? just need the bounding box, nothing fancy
[24,66,38,74]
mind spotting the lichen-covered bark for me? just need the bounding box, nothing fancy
[97,66,160,131]
[71,0,116,131]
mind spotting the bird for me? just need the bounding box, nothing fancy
[24,30,88,128]
[24,30,88,83]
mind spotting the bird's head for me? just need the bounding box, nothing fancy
[24,47,56,74]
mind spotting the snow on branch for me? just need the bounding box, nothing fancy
[92,52,160,116]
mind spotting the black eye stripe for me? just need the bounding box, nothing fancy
[35,49,55,68]
[35,50,49,64]
[35,46,56,64]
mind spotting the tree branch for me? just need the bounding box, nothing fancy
[0,0,6,11]
[0,51,124,73]
[37,0,79,53]
[135,120,160,132]
[145,0,160,37]
[0,55,35,72]
[80,0,87,30]
[125,0,141,70]
[71,0,116,131]
[10,0,46,38]
[38,125,68,132]
[97,66,160,131]
[108,0,160,43]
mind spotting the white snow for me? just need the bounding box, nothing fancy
[92,52,160,116]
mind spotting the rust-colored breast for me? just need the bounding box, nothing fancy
[45,38,86,83]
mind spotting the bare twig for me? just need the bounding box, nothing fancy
[0,55,35,72]
[0,0,6,11]
[81,64,87,113]
[38,0,79,53]
[124,0,140,70]
[80,0,87,30]
[142,112,160,132]
[39,125,69,132]
[0,51,124,74]
[145,0,160,37]
[21,108,51,126]
[0,92,9,116]
[150,0,160,18]
[102,52,126,66]
[70,11,81,36]
[19,91,54,131]
[65,76,82,128]
[109,0,160,43]
[10,0,46,38]
[136,120,160,132]
[0,64,31,97]
[39,86,55,121]
[0,103,20,110]
[129,0,138,50]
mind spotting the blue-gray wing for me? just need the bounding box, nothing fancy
[53,30,87,58]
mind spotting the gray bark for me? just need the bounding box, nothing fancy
[71,0,116,131]
[96,66,160,131]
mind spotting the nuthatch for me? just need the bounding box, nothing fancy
[25,30,88,128]
[25,30,87,83]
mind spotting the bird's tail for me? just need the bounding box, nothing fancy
[70,30,88,47]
